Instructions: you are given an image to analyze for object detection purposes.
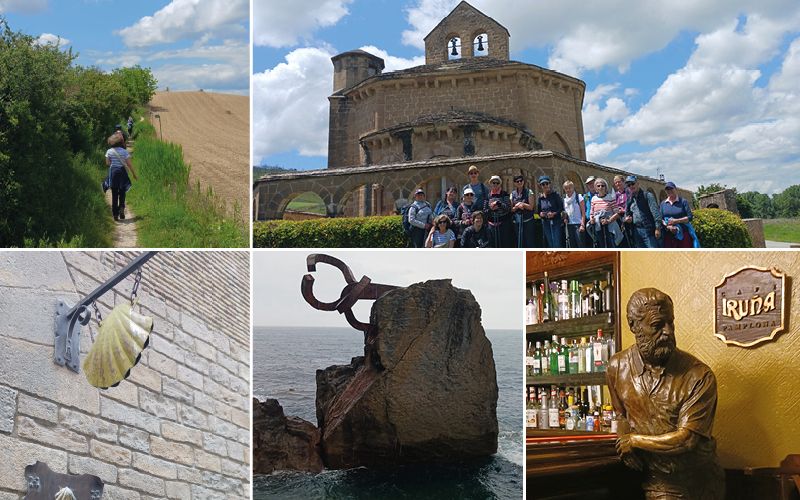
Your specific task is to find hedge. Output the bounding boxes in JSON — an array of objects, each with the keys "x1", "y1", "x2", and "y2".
[
  {"x1": 253, "y1": 209, "x2": 754, "y2": 248},
  {"x1": 692, "y1": 209, "x2": 753, "y2": 248},
  {"x1": 253, "y1": 215, "x2": 409, "y2": 248}
]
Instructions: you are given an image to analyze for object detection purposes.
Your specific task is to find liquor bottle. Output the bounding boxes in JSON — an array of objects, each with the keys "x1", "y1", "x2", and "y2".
[
  {"x1": 558, "y1": 390, "x2": 568, "y2": 430},
  {"x1": 586, "y1": 408, "x2": 595, "y2": 432},
  {"x1": 532, "y1": 341, "x2": 542, "y2": 376},
  {"x1": 550, "y1": 335, "x2": 560, "y2": 375},
  {"x1": 568, "y1": 339, "x2": 579, "y2": 373},
  {"x1": 526, "y1": 388, "x2": 535, "y2": 427},
  {"x1": 543, "y1": 272, "x2": 556, "y2": 322},
  {"x1": 525, "y1": 342, "x2": 533, "y2": 377},
  {"x1": 582, "y1": 388, "x2": 591, "y2": 419},
  {"x1": 602, "y1": 271, "x2": 614, "y2": 313},
  {"x1": 610, "y1": 407, "x2": 618, "y2": 434},
  {"x1": 539, "y1": 390, "x2": 550, "y2": 429},
  {"x1": 603, "y1": 399, "x2": 613, "y2": 432},
  {"x1": 594, "y1": 404, "x2": 602, "y2": 433},
  {"x1": 565, "y1": 394, "x2": 577, "y2": 431},
  {"x1": 538, "y1": 283, "x2": 545, "y2": 322},
  {"x1": 584, "y1": 335, "x2": 594, "y2": 373},
  {"x1": 593, "y1": 330, "x2": 608, "y2": 373},
  {"x1": 578, "y1": 336, "x2": 587, "y2": 373},
  {"x1": 606, "y1": 331, "x2": 616, "y2": 359},
  {"x1": 526, "y1": 299, "x2": 537, "y2": 325},
  {"x1": 570, "y1": 280, "x2": 582, "y2": 319},
  {"x1": 542, "y1": 340, "x2": 551, "y2": 374},
  {"x1": 590, "y1": 280, "x2": 603, "y2": 315},
  {"x1": 548, "y1": 387, "x2": 560, "y2": 429},
  {"x1": 581, "y1": 285, "x2": 590, "y2": 316},
  {"x1": 557, "y1": 280, "x2": 570, "y2": 321},
  {"x1": 558, "y1": 337, "x2": 569, "y2": 375}
]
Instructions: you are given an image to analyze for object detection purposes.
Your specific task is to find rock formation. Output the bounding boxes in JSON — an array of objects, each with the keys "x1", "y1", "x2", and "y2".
[
  {"x1": 317, "y1": 279, "x2": 498, "y2": 469},
  {"x1": 252, "y1": 398, "x2": 323, "y2": 474}
]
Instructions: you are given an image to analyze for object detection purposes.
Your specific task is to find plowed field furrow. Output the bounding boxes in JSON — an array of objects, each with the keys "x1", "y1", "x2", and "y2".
[{"x1": 148, "y1": 91, "x2": 249, "y2": 220}]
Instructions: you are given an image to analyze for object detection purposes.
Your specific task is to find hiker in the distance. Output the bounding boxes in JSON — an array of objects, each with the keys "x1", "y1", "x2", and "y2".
[
  {"x1": 105, "y1": 133, "x2": 138, "y2": 221},
  {"x1": 127, "y1": 116, "x2": 134, "y2": 138},
  {"x1": 115, "y1": 124, "x2": 128, "y2": 144}
]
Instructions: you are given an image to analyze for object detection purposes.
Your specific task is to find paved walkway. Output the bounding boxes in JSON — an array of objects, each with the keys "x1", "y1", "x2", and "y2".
[{"x1": 765, "y1": 240, "x2": 799, "y2": 248}]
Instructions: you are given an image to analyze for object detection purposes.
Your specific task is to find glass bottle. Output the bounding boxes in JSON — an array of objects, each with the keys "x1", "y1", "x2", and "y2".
[
  {"x1": 581, "y1": 285, "x2": 590, "y2": 316},
  {"x1": 525, "y1": 342, "x2": 533, "y2": 377},
  {"x1": 532, "y1": 341, "x2": 542, "y2": 376},
  {"x1": 602, "y1": 271, "x2": 614, "y2": 313},
  {"x1": 593, "y1": 330, "x2": 608, "y2": 373},
  {"x1": 590, "y1": 279, "x2": 603, "y2": 315},
  {"x1": 557, "y1": 280, "x2": 570, "y2": 321},
  {"x1": 539, "y1": 390, "x2": 550, "y2": 429},
  {"x1": 568, "y1": 339, "x2": 579, "y2": 374},
  {"x1": 578, "y1": 336, "x2": 587, "y2": 373},
  {"x1": 584, "y1": 335, "x2": 594, "y2": 373},
  {"x1": 550, "y1": 335, "x2": 560, "y2": 375},
  {"x1": 542, "y1": 340, "x2": 551, "y2": 375},
  {"x1": 558, "y1": 390, "x2": 568, "y2": 430},
  {"x1": 548, "y1": 387, "x2": 560, "y2": 429},
  {"x1": 526, "y1": 299, "x2": 537, "y2": 325},
  {"x1": 558, "y1": 337, "x2": 569, "y2": 375},
  {"x1": 570, "y1": 280, "x2": 582, "y2": 319},
  {"x1": 543, "y1": 273, "x2": 556, "y2": 322}
]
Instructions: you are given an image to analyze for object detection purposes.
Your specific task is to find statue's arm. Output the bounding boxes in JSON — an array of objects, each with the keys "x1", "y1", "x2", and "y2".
[{"x1": 627, "y1": 427, "x2": 701, "y2": 455}]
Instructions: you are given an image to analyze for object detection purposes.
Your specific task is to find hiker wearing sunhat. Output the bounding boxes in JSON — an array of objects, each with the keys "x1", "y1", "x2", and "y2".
[
  {"x1": 407, "y1": 188, "x2": 433, "y2": 248},
  {"x1": 624, "y1": 175, "x2": 663, "y2": 248},
  {"x1": 484, "y1": 175, "x2": 512, "y2": 248},
  {"x1": 537, "y1": 175, "x2": 564, "y2": 248},
  {"x1": 463, "y1": 165, "x2": 489, "y2": 210},
  {"x1": 660, "y1": 181, "x2": 700, "y2": 248},
  {"x1": 114, "y1": 124, "x2": 128, "y2": 145}
]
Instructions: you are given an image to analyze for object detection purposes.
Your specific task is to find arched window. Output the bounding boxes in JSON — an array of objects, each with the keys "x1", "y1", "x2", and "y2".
[
  {"x1": 473, "y1": 33, "x2": 488, "y2": 57},
  {"x1": 448, "y1": 37, "x2": 462, "y2": 60}
]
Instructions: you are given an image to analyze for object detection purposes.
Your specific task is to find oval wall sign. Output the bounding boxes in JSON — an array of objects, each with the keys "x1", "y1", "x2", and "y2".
[{"x1": 714, "y1": 266, "x2": 786, "y2": 347}]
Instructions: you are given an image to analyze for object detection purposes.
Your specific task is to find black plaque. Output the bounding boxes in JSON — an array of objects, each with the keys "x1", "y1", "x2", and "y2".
[{"x1": 714, "y1": 266, "x2": 786, "y2": 347}]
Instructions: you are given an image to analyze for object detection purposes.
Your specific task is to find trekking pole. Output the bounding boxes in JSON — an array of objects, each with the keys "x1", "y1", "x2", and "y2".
[
  {"x1": 564, "y1": 221, "x2": 571, "y2": 248},
  {"x1": 601, "y1": 222, "x2": 609, "y2": 248},
  {"x1": 548, "y1": 218, "x2": 554, "y2": 248}
]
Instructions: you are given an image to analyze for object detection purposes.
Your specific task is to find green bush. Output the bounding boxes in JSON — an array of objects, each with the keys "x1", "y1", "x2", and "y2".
[
  {"x1": 692, "y1": 209, "x2": 753, "y2": 248},
  {"x1": 253, "y1": 216, "x2": 409, "y2": 248}
]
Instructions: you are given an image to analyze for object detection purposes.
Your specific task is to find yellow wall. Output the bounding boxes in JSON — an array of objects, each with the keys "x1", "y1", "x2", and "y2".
[{"x1": 620, "y1": 250, "x2": 800, "y2": 470}]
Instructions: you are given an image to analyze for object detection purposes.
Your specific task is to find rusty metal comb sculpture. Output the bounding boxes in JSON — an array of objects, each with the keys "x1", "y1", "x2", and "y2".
[{"x1": 301, "y1": 254, "x2": 398, "y2": 367}]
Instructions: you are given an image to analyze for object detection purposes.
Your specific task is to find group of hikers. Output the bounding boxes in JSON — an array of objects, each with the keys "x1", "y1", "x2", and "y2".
[
  {"x1": 102, "y1": 117, "x2": 138, "y2": 221},
  {"x1": 406, "y1": 165, "x2": 700, "y2": 248}
]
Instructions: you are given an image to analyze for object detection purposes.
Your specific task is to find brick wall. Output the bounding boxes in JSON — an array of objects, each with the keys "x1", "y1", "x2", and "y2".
[{"x1": 0, "y1": 251, "x2": 250, "y2": 500}]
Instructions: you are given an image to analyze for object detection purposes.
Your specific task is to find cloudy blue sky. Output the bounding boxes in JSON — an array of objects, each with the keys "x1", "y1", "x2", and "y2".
[
  {"x1": 1, "y1": 0, "x2": 249, "y2": 95},
  {"x1": 253, "y1": 0, "x2": 800, "y2": 195}
]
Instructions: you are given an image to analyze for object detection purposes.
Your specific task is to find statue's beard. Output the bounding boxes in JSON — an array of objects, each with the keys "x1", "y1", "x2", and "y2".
[{"x1": 637, "y1": 333, "x2": 676, "y2": 366}]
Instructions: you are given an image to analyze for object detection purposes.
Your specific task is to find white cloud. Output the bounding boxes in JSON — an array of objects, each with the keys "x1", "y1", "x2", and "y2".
[
  {"x1": 0, "y1": 0, "x2": 48, "y2": 15},
  {"x1": 94, "y1": 53, "x2": 143, "y2": 68},
  {"x1": 586, "y1": 141, "x2": 619, "y2": 162},
  {"x1": 148, "y1": 39, "x2": 248, "y2": 68},
  {"x1": 252, "y1": 46, "x2": 335, "y2": 163},
  {"x1": 253, "y1": 0, "x2": 354, "y2": 48},
  {"x1": 35, "y1": 33, "x2": 69, "y2": 47},
  {"x1": 116, "y1": 0, "x2": 248, "y2": 48},
  {"x1": 400, "y1": 0, "x2": 800, "y2": 76},
  {"x1": 582, "y1": 84, "x2": 631, "y2": 141},
  {"x1": 356, "y1": 45, "x2": 425, "y2": 72},
  {"x1": 607, "y1": 65, "x2": 761, "y2": 145},
  {"x1": 153, "y1": 62, "x2": 249, "y2": 93}
]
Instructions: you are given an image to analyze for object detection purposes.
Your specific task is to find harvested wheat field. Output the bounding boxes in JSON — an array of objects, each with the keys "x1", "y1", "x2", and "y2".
[{"x1": 148, "y1": 91, "x2": 249, "y2": 220}]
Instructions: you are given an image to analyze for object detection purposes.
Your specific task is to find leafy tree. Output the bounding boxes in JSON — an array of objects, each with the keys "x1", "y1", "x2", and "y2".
[
  {"x1": 112, "y1": 65, "x2": 158, "y2": 106},
  {"x1": 738, "y1": 191, "x2": 775, "y2": 219},
  {"x1": 693, "y1": 183, "x2": 729, "y2": 208},
  {"x1": 736, "y1": 196, "x2": 754, "y2": 219},
  {"x1": 773, "y1": 185, "x2": 800, "y2": 218}
]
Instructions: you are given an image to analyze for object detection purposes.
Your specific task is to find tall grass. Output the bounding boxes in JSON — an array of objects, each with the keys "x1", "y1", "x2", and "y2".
[
  {"x1": 762, "y1": 218, "x2": 800, "y2": 243},
  {"x1": 125, "y1": 113, "x2": 247, "y2": 247}
]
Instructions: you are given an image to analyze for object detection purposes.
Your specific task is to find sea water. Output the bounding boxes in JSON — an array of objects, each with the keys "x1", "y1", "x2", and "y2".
[{"x1": 253, "y1": 326, "x2": 523, "y2": 499}]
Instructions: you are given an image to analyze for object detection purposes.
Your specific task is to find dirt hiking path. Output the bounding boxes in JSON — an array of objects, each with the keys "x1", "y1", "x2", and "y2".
[
  {"x1": 148, "y1": 91, "x2": 249, "y2": 221},
  {"x1": 105, "y1": 138, "x2": 139, "y2": 248}
]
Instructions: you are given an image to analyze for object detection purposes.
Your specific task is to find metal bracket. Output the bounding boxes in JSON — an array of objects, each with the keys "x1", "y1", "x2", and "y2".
[{"x1": 54, "y1": 251, "x2": 158, "y2": 373}]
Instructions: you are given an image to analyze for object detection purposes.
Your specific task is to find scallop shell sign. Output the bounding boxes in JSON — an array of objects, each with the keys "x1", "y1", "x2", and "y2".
[{"x1": 714, "y1": 266, "x2": 786, "y2": 347}]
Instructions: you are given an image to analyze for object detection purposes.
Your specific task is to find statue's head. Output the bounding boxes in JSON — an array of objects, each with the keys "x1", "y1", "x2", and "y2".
[{"x1": 626, "y1": 288, "x2": 677, "y2": 366}]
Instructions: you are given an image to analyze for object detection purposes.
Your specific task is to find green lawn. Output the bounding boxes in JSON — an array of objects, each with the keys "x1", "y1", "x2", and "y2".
[
  {"x1": 762, "y1": 218, "x2": 800, "y2": 243},
  {"x1": 286, "y1": 191, "x2": 326, "y2": 215}
]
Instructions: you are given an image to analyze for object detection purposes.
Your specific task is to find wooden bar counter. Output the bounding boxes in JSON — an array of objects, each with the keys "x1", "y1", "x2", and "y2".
[{"x1": 525, "y1": 428, "x2": 645, "y2": 499}]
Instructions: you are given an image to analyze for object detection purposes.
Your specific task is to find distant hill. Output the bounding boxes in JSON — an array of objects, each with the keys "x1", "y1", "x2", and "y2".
[{"x1": 253, "y1": 165, "x2": 299, "y2": 178}]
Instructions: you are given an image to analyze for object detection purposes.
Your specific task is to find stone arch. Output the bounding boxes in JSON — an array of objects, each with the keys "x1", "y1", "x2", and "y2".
[
  {"x1": 418, "y1": 143, "x2": 457, "y2": 160},
  {"x1": 446, "y1": 32, "x2": 462, "y2": 60},
  {"x1": 341, "y1": 182, "x2": 397, "y2": 217},
  {"x1": 646, "y1": 187, "x2": 657, "y2": 199},
  {"x1": 544, "y1": 131, "x2": 572, "y2": 156},
  {"x1": 410, "y1": 174, "x2": 461, "y2": 208},
  {"x1": 659, "y1": 189, "x2": 667, "y2": 203},
  {"x1": 472, "y1": 30, "x2": 489, "y2": 57},
  {"x1": 375, "y1": 150, "x2": 403, "y2": 165},
  {"x1": 282, "y1": 190, "x2": 326, "y2": 221}
]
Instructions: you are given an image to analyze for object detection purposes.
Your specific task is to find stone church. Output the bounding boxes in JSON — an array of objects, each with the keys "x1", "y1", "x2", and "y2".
[{"x1": 253, "y1": 1, "x2": 676, "y2": 221}]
